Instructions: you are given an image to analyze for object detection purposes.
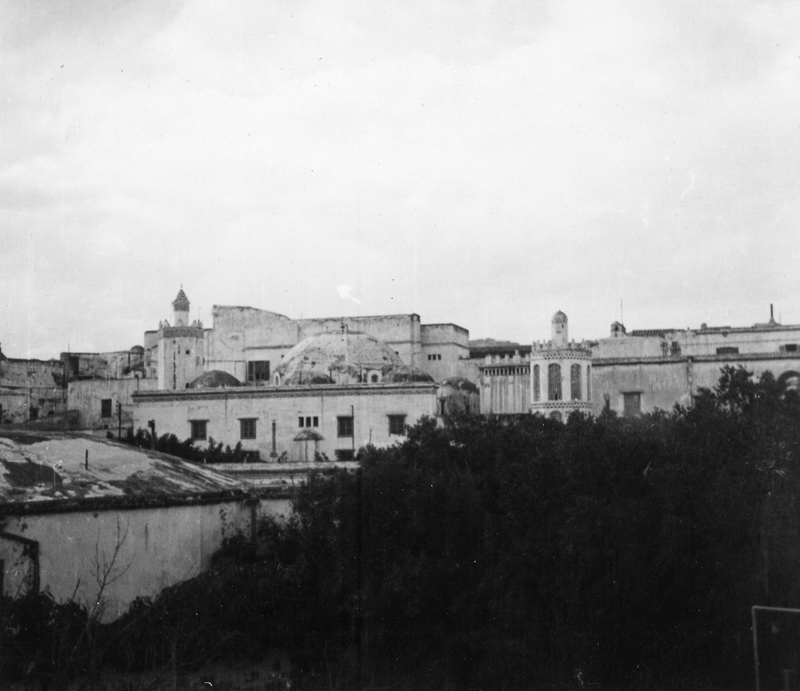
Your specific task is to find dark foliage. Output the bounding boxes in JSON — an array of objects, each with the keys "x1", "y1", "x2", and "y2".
[{"x1": 122, "y1": 427, "x2": 257, "y2": 463}]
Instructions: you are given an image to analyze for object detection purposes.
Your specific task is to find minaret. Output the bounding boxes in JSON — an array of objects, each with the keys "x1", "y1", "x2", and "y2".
[
  {"x1": 551, "y1": 310, "x2": 568, "y2": 347},
  {"x1": 172, "y1": 287, "x2": 190, "y2": 327}
]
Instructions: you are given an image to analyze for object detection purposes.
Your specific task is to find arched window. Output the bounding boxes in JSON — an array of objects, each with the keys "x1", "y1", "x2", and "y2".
[
  {"x1": 550, "y1": 410, "x2": 562, "y2": 422},
  {"x1": 548, "y1": 364, "x2": 562, "y2": 401},
  {"x1": 533, "y1": 365, "x2": 540, "y2": 402},
  {"x1": 587, "y1": 365, "x2": 591, "y2": 400},
  {"x1": 571, "y1": 364, "x2": 582, "y2": 400}
]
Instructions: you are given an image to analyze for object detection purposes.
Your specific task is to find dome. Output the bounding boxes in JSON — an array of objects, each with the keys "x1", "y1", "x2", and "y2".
[
  {"x1": 552, "y1": 310, "x2": 568, "y2": 324},
  {"x1": 188, "y1": 370, "x2": 243, "y2": 389},
  {"x1": 130, "y1": 345, "x2": 145, "y2": 355},
  {"x1": 275, "y1": 332, "x2": 403, "y2": 386}
]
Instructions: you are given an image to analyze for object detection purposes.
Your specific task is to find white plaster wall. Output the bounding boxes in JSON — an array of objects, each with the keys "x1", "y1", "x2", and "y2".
[
  {"x1": 0, "y1": 497, "x2": 292, "y2": 621},
  {"x1": 134, "y1": 387, "x2": 438, "y2": 461}
]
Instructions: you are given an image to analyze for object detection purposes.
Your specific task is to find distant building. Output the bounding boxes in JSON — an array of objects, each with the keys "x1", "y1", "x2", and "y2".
[
  {"x1": 0, "y1": 345, "x2": 66, "y2": 425},
  {"x1": 479, "y1": 307, "x2": 800, "y2": 419},
  {"x1": 143, "y1": 288, "x2": 470, "y2": 391},
  {"x1": 592, "y1": 306, "x2": 800, "y2": 416},
  {"x1": 479, "y1": 311, "x2": 592, "y2": 420},
  {"x1": 134, "y1": 328, "x2": 474, "y2": 461}
]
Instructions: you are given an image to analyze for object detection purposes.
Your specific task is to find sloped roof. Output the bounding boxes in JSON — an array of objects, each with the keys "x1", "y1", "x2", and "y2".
[
  {"x1": 0, "y1": 432, "x2": 247, "y2": 513},
  {"x1": 172, "y1": 288, "x2": 190, "y2": 309}
]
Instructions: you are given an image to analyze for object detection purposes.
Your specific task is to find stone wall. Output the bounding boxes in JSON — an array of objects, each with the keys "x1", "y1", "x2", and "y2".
[
  {"x1": 68, "y1": 378, "x2": 159, "y2": 430},
  {"x1": 0, "y1": 496, "x2": 292, "y2": 621}
]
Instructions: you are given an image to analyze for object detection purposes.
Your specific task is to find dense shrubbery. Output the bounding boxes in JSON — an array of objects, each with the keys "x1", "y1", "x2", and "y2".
[
  {"x1": 5, "y1": 366, "x2": 800, "y2": 690},
  {"x1": 122, "y1": 428, "x2": 257, "y2": 463}
]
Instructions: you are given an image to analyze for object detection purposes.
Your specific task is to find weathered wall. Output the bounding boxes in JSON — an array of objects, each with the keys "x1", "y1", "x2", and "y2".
[
  {"x1": 592, "y1": 354, "x2": 800, "y2": 415},
  {"x1": 68, "y1": 378, "x2": 159, "y2": 430},
  {"x1": 420, "y1": 324, "x2": 470, "y2": 381},
  {"x1": 592, "y1": 360, "x2": 691, "y2": 415},
  {"x1": 480, "y1": 367, "x2": 531, "y2": 415},
  {"x1": 206, "y1": 307, "x2": 299, "y2": 383},
  {"x1": 62, "y1": 351, "x2": 145, "y2": 381},
  {"x1": 0, "y1": 358, "x2": 66, "y2": 423},
  {"x1": 0, "y1": 496, "x2": 292, "y2": 621},
  {"x1": 134, "y1": 385, "x2": 438, "y2": 461},
  {"x1": 157, "y1": 328, "x2": 206, "y2": 391}
]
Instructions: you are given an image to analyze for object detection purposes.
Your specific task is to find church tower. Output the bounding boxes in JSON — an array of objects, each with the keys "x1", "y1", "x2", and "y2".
[{"x1": 173, "y1": 288, "x2": 190, "y2": 327}]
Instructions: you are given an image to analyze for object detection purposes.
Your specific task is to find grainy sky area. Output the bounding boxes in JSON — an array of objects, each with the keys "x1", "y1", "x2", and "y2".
[{"x1": 2, "y1": 0, "x2": 799, "y2": 359}]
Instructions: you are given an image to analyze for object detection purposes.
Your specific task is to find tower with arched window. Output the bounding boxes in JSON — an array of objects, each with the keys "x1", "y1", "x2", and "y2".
[{"x1": 529, "y1": 311, "x2": 592, "y2": 421}]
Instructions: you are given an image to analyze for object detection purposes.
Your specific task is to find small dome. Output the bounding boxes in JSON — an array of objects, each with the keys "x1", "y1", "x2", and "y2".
[
  {"x1": 275, "y1": 332, "x2": 403, "y2": 386},
  {"x1": 188, "y1": 370, "x2": 242, "y2": 389},
  {"x1": 130, "y1": 345, "x2": 145, "y2": 355},
  {"x1": 552, "y1": 310, "x2": 568, "y2": 324}
]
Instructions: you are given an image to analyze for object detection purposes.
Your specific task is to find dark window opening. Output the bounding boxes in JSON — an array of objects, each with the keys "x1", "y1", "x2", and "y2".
[
  {"x1": 29, "y1": 407, "x2": 39, "y2": 421},
  {"x1": 623, "y1": 392, "x2": 641, "y2": 417},
  {"x1": 247, "y1": 360, "x2": 271, "y2": 383},
  {"x1": 336, "y1": 449, "x2": 355, "y2": 461},
  {"x1": 240, "y1": 418, "x2": 257, "y2": 440},
  {"x1": 670, "y1": 341, "x2": 681, "y2": 356},
  {"x1": 716, "y1": 347, "x2": 739, "y2": 355},
  {"x1": 370, "y1": 374, "x2": 379, "y2": 383},
  {"x1": 781, "y1": 344, "x2": 798, "y2": 353},
  {"x1": 570, "y1": 364, "x2": 582, "y2": 401},
  {"x1": 337, "y1": 416, "x2": 353, "y2": 438},
  {"x1": 533, "y1": 365, "x2": 540, "y2": 402},
  {"x1": 548, "y1": 364, "x2": 562, "y2": 401},
  {"x1": 101, "y1": 399, "x2": 113, "y2": 418},
  {"x1": 549, "y1": 411, "x2": 562, "y2": 422},
  {"x1": 299, "y1": 416, "x2": 319, "y2": 428},
  {"x1": 190, "y1": 420, "x2": 207, "y2": 440},
  {"x1": 388, "y1": 414, "x2": 406, "y2": 435}
]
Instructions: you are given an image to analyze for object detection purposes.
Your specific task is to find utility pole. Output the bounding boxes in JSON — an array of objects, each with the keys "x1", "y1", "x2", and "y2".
[{"x1": 117, "y1": 402, "x2": 122, "y2": 439}]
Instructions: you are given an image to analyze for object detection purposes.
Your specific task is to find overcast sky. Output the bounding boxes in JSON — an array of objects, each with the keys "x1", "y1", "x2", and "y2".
[{"x1": 2, "y1": 0, "x2": 799, "y2": 359}]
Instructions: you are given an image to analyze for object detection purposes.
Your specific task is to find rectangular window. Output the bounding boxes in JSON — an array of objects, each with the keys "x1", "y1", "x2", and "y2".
[
  {"x1": 336, "y1": 449, "x2": 355, "y2": 461},
  {"x1": 388, "y1": 414, "x2": 406, "y2": 435},
  {"x1": 716, "y1": 347, "x2": 739, "y2": 355},
  {"x1": 427, "y1": 354, "x2": 442, "y2": 361},
  {"x1": 247, "y1": 360, "x2": 271, "y2": 383},
  {"x1": 299, "y1": 416, "x2": 320, "y2": 428},
  {"x1": 29, "y1": 407, "x2": 39, "y2": 421},
  {"x1": 781, "y1": 344, "x2": 798, "y2": 353},
  {"x1": 101, "y1": 398, "x2": 113, "y2": 418},
  {"x1": 623, "y1": 392, "x2": 641, "y2": 417},
  {"x1": 298, "y1": 416, "x2": 304, "y2": 427},
  {"x1": 240, "y1": 418, "x2": 257, "y2": 440},
  {"x1": 190, "y1": 420, "x2": 207, "y2": 441},
  {"x1": 337, "y1": 416, "x2": 354, "y2": 438}
]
